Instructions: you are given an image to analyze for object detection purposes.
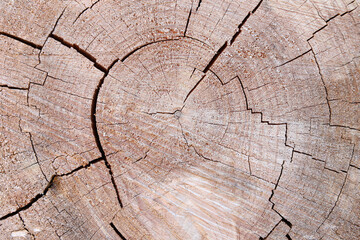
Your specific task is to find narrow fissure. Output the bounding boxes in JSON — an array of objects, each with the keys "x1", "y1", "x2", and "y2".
[
  {"x1": 91, "y1": 58, "x2": 124, "y2": 208},
  {"x1": 184, "y1": 0, "x2": 265, "y2": 103},
  {"x1": 259, "y1": 219, "x2": 281, "y2": 240},
  {"x1": 275, "y1": 49, "x2": 311, "y2": 68},
  {"x1": 73, "y1": 0, "x2": 102, "y2": 24},
  {"x1": 0, "y1": 157, "x2": 103, "y2": 221},
  {"x1": 196, "y1": 0, "x2": 202, "y2": 11},
  {"x1": 0, "y1": 32, "x2": 42, "y2": 50},
  {"x1": 42, "y1": 32, "x2": 125, "y2": 209},
  {"x1": 203, "y1": 42, "x2": 227, "y2": 73},
  {"x1": 316, "y1": 145, "x2": 354, "y2": 232},
  {"x1": 50, "y1": 34, "x2": 107, "y2": 72},
  {"x1": 110, "y1": 222, "x2": 127, "y2": 240},
  {"x1": 29, "y1": 132, "x2": 48, "y2": 182},
  {"x1": 18, "y1": 213, "x2": 35, "y2": 239},
  {"x1": 0, "y1": 85, "x2": 28, "y2": 91},
  {"x1": 231, "y1": 0, "x2": 263, "y2": 45},
  {"x1": 121, "y1": 39, "x2": 178, "y2": 62},
  {"x1": 184, "y1": 8, "x2": 192, "y2": 36},
  {"x1": 236, "y1": 75, "x2": 294, "y2": 236},
  {"x1": 308, "y1": 46, "x2": 332, "y2": 125},
  {"x1": 183, "y1": 75, "x2": 205, "y2": 103}
]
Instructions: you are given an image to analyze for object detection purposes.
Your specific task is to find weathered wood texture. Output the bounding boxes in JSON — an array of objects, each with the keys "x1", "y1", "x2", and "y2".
[{"x1": 0, "y1": 0, "x2": 359, "y2": 239}]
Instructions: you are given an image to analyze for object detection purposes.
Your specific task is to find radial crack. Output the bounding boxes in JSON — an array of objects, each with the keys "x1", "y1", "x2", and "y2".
[
  {"x1": 184, "y1": 0, "x2": 265, "y2": 102},
  {"x1": 308, "y1": 45, "x2": 332, "y2": 125},
  {"x1": 29, "y1": 132, "x2": 48, "y2": 182},
  {"x1": 230, "y1": 0, "x2": 264, "y2": 45},
  {"x1": 183, "y1": 75, "x2": 205, "y2": 103},
  {"x1": 316, "y1": 145, "x2": 355, "y2": 232},
  {"x1": 0, "y1": 85, "x2": 28, "y2": 91},
  {"x1": 36, "y1": 8, "x2": 66, "y2": 67},
  {"x1": 0, "y1": 157, "x2": 103, "y2": 221},
  {"x1": 0, "y1": 32, "x2": 42, "y2": 50},
  {"x1": 203, "y1": 42, "x2": 228, "y2": 73},
  {"x1": 50, "y1": 34, "x2": 107, "y2": 72},
  {"x1": 235, "y1": 75, "x2": 293, "y2": 233},
  {"x1": 73, "y1": 0, "x2": 102, "y2": 24},
  {"x1": 184, "y1": 7, "x2": 192, "y2": 36},
  {"x1": 196, "y1": 0, "x2": 202, "y2": 11},
  {"x1": 110, "y1": 222, "x2": 127, "y2": 240},
  {"x1": 41, "y1": 32, "x2": 125, "y2": 209},
  {"x1": 18, "y1": 213, "x2": 35, "y2": 240},
  {"x1": 275, "y1": 49, "x2": 311, "y2": 68},
  {"x1": 133, "y1": 150, "x2": 150, "y2": 163},
  {"x1": 259, "y1": 218, "x2": 291, "y2": 240}
]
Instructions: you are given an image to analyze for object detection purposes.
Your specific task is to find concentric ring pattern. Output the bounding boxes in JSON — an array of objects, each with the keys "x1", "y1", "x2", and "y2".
[{"x1": 0, "y1": 0, "x2": 359, "y2": 239}]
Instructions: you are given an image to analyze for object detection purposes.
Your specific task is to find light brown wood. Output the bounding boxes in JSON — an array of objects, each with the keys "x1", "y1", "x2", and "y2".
[{"x1": 0, "y1": 0, "x2": 359, "y2": 239}]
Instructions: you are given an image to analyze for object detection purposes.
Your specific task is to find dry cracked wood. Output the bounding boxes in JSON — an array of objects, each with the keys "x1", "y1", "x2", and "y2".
[{"x1": 0, "y1": 0, "x2": 359, "y2": 239}]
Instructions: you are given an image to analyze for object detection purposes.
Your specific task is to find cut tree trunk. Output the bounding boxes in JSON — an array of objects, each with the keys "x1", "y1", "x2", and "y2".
[{"x1": 0, "y1": 0, "x2": 359, "y2": 239}]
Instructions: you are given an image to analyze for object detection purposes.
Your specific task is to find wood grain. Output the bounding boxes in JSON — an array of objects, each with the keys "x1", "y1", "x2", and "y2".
[{"x1": 0, "y1": 0, "x2": 359, "y2": 239}]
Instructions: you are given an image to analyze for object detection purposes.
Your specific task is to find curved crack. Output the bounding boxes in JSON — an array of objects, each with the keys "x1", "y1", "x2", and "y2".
[
  {"x1": 42, "y1": 33, "x2": 126, "y2": 209},
  {"x1": 91, "y1": 58, "x2": 123, "y2": 208},
  {"x1": 3, "y1": 1, "x2": 356, "y2": 237},
  {"x1": 120, "y1": 36, "x2": 210, "y2": 62}
]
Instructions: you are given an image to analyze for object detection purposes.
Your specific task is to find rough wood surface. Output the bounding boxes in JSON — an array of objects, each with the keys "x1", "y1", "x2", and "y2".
[{"x1": 0, "y1": 0, "x2": 359, "y2": 239}]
